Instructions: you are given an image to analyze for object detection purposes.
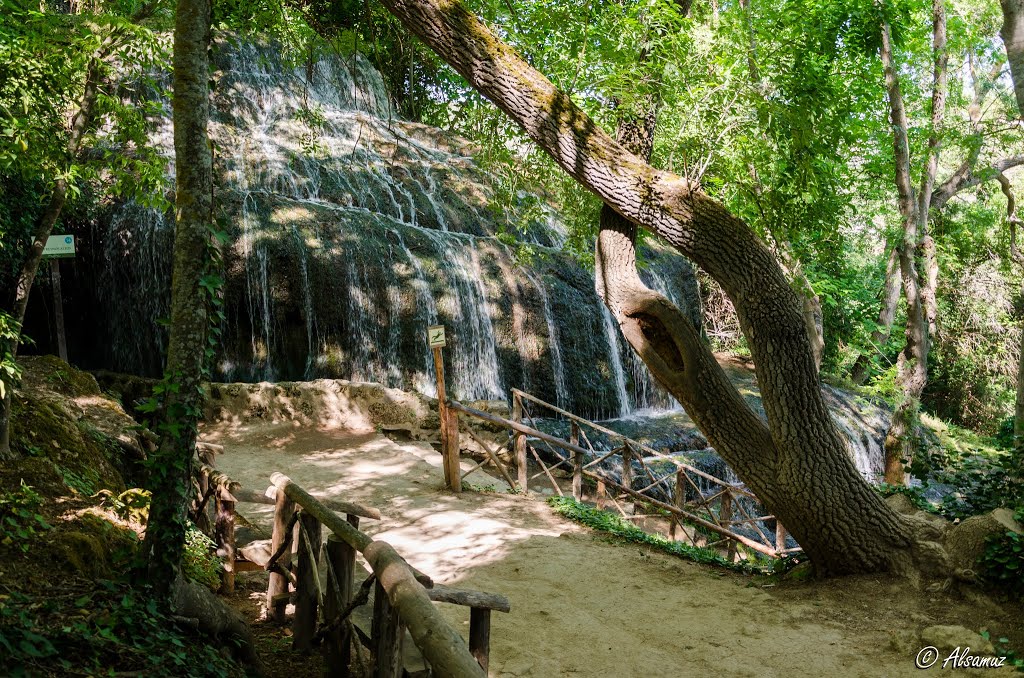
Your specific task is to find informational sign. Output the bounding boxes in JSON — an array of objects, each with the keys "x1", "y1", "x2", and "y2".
[
  {"x1": 427, "y1": 324, "x2": 446, "y2": 348},
  {"x1": 42, "y1": 235, "x2": 76, "y2": 258}
]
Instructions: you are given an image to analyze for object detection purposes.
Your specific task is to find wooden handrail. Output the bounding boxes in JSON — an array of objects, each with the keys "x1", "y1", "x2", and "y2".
[
  {"x1": 449, "y1": 400, "x2": 591, "y2": 458},
  {"x1": 454, "y1": 395, "x2": 783, "y2": 557},
  {"x1": 200, "y1": 464, "x2": 381, "y2": 520},
  {"x1": 270, "y1": 473, "x2": 486, "y2": 678},
  {"x1": 510, "y1": 389, "x2": 751, "y2": 496}
]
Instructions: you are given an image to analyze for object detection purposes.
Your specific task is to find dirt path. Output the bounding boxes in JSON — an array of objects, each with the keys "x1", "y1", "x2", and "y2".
[{"x1": 206, "y1": 424, "x2": 1020, "y2": 677}]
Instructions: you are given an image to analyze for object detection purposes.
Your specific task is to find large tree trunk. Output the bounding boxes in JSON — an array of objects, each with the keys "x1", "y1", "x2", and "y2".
[
  {"x1": 141, "y1": 0, "x2": 214, "y2": 600},
  {"x1": 374, "y1": 0, "x2": 939, "y2": 575}
]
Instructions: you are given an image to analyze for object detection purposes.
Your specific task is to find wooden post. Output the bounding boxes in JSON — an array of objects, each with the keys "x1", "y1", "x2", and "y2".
[
  {"x1": 372, "y1": 578, "x2": 404, "y2": 678},
  {"x1": 50, "y1": 259, "x2": 68, "y2": 362},
  {"x1": 670, "y1": 468, "x2": 684, "y2": 540},
  {"x1": 445, "y1": 407, "x2": 462, "y2": 491},
  {"x1": 325, "y1": 515, "x2": 359, "y2": 677},
  {"x1": 294, "y1": 512, "x2": 322, "y2": 652},
  {"x1": 721, "y1": 491, "x2": 736, "y2": 562},
  {"x1": 267, "y1": 488, "x2": 296, "y2": 624},
  {"x1": 433, "y1": 340, "x2": 460, "y2": 494},
  {"x1": 570, "y1": 421, "x2": 582, "y2": 501},
  {"x1": 468, "y1": 608, "x2": 491, "y2": 673},
  {"x1": 214, "y1": 487, "x2": 236, "y2": 594},
  {"x1": 775, "y1": 520, "x2": 787, "y2": 555},
  {"x1": 512, "y1": 393, "x2": 527, "y2": 492},
  {"x1": 596, "y1": 478, "x2": 606, "y2": 509},
  {"x1": 621, "y1": 443, "x2": 634, "y2": 515},
  {"x1": 196, "y1": 467, "x2": 211, "y2": 534}
]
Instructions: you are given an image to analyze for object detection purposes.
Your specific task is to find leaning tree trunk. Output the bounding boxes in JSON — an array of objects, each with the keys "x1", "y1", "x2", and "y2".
[
  {"x1": 373, "y1": 0, "x2": 944, "y2": 575},
  {"x1": 141, "y1": 0, "x2": 214, "y2": 600}
]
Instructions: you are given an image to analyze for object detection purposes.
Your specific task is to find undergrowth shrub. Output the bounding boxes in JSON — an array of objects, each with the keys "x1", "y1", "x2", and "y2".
[
  {"x1": 978, "y1": 507, "x2": 1024, "y2": 601},
  {"x1": 0, "y1": 581, "x2": 238, "y2": 677},
  {"x1": 0, "y1": 482, "x2": 50, "y2": 552},
  {"x1": 183, "y1": 522, "x2": 222, "y2": 591},
  {"x1": 547, "y1": 496, "x2": 781, "y2": 574}
]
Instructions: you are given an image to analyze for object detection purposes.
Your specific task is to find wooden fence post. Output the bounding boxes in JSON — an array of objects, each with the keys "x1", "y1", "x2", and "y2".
[
  {"x1": 468, "y1": 608, "x2": 491, "y2": 673},
  {"x1": 670, "y1": 468, "x2": 684, "y2": 540},
  {"x1": 446, "y1": 408, "x2": 462, "y2": 492},
  {"x1": 596, "y1": 478, "x2": 606, "y2": 509},
  {"x1": 512, "y1": 393, "x2": 527, "y2": 492},
  {"x1": 721, "y1": 491, "x2": 736, "y2": 562},
  {"x1": 214, "y1": 487, "x2": 236, "y2": 594},
  {"x1": 621, "y1": 443, "x2": 634, "y2": 515},
  {"x1": 775, "y1": 520, "x2": 787, "y2": 555},
  {"x1": 372, "y1": 578, "x2": 404, "y2": 678},
  {"x1": 268, "y1": 488, "x2": 296, "y2": 624},
  {"x1": 570, "y1": 421, "x2": 582, "y2": 501},
  {"x1": 294, "y1": 512, "x2": 322, "y2": 652},
  {"x1": 325, "y1": 515, "x2": 359, "y2": 677}
]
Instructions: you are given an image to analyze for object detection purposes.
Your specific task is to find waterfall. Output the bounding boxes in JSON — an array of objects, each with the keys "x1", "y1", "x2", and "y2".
[
  {"x1": 601, "y1": 307, "x2": 631, "y2": 417},
  {"x1": 72, "y1": 37, "x2": 700, "y2": 421},
  {"x1": 526, "y1": 271, "x2": 569, "y2": 409}
]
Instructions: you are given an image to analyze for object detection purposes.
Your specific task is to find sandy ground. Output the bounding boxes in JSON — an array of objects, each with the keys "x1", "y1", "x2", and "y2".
[{"x1": 205, "y1": 423, "x2": 1021, "y2": 677}]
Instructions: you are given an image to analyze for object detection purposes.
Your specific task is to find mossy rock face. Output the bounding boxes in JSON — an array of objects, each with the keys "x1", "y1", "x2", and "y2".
[
  {"x1": 8, "y1": 356, "x2": 151, "y2": 494},
  {"x1": 49, "y1": 513, "x2": 137, "y2": 577},
  {"x1": 20, "y1": 355, "x2": 101, "y2": 398}
]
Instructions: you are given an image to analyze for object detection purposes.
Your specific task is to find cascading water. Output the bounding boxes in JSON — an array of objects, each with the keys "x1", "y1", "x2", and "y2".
[
  {"x1": 32, "y1": 36, "x2": 899, "y2": 497},
  {"x1": 65, "y1": 38, "x2": 700, "y2": 422}
]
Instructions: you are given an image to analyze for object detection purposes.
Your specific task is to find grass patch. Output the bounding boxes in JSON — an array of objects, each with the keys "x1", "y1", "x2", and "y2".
[{"x1": 547, "y1": 496, "x2": 775, "y2": 574}]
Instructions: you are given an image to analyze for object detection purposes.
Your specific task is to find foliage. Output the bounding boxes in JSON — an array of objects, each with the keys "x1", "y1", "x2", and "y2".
[
  {"x1": 183, "y1": 522, "x2": 222, "y2": 591},
  {"x1": 914, "y1": 442, "x2": 1024, "y2": 520},
  {"x1": 0, "y1": 311, "x2": 23, "y2": 400},
  {"x1": 98, "y1": 487, "x2": 152, "y2": 525},
  {"x1": 977, "y1": 507, "x2": 1024, "y2": 601},
  {"x1": 547, "y1": 496, "x2": 773, "y2": 574},
  {"x1": 58, "y1": 465, "x2": 101, "y2": 496},
  {"x1": 874, "y1": 482, "x2": 938, "y2": 513},
  {"x1": 0, "y1": 482, "x2": 50, "y2": 553},
  {"x1": 0, "y1": 582, "x2": 238, "y2": 677}
]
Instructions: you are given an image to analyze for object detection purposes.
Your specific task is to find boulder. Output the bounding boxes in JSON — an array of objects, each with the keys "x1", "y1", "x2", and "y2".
[{"x1": 944, "y1": 508, "x2": 1024, "y2": 573}]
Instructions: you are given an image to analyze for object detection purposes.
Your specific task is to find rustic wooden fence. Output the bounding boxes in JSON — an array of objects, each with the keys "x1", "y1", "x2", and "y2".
[
  {"x1": 443, "y1": 389, "x2": 799, "y2": 560},
  {"x1": 196, "y1": 467, "x2": 509, "y2": 677}
]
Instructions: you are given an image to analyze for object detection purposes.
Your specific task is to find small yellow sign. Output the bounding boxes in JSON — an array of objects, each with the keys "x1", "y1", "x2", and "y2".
[{"x1": 427, "y1": 324, "x2": 446, "y2": 348}]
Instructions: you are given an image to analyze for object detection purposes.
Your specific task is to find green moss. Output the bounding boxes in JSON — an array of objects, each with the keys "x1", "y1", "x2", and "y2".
[
  {"x1": 10, "y1": 375, "x2": 127, "y2": 495},
  {"x1": 50, "y1": 513, "x2": 137, "y2": 577}
]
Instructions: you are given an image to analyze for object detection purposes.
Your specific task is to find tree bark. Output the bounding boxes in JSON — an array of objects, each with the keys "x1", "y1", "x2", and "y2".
[
  {"x1": 1002, "y1": 0, "x2": 1024, "y2": 116},
  {"x1": 998, "y1": 0, "x2": 1024, "y2": 447},
  {"x1": 375, "y1": 0, "x2": 931, "y2": 575},
  {"x1": 141, "y1": 0, "x2": 214, "y2": 600},
  {"x1": 878, "y1": 1, "x2": 946, "y2": 485}
]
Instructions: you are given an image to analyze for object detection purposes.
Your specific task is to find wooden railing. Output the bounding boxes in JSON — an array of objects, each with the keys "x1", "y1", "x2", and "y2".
[
  {"x1": 444, "y1": 389, "x2": 800, "y2": 560},
  {"x1": 196, "y1": 467, "x2": 509, "y2": 676}
]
